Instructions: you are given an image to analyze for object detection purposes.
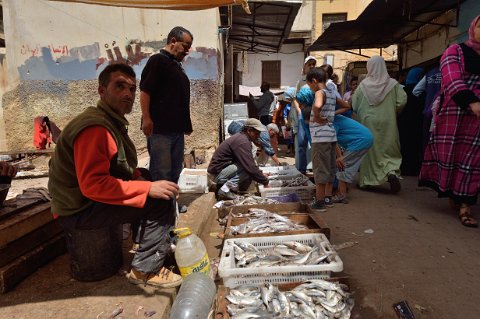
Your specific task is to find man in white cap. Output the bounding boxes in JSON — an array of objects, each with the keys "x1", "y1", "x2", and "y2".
[
  {"x1": 208, "y1": 118, "x2": 270, "y2": 200},
  {"x1": 296, "y1": 55, "x2": 317, "y2": 92}
]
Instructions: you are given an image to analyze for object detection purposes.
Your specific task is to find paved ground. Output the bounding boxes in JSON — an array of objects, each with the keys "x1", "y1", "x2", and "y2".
[
  {"x1": 206, "y1": 148, "x2": 480, "y2": 319},
  {"x1": 0, "y1": 154, "x2": 216, "y2": 319},
  {"x1": 2, "y1": 149, "x2": 480, "y2": 318}
]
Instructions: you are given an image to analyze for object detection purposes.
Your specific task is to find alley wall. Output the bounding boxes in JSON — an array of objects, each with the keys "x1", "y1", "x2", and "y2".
[{"x1": 1, "y1": 0, "x2": 224, "y2": 156}]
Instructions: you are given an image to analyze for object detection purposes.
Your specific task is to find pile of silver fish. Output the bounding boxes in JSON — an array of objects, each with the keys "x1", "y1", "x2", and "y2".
[
  {"x1": 226, "y1": 280, "x2": 354, "y2": 318},
  {"x1": 269, "y1": 175, "x2": 310, "y2": 187},
  {"x1": 229, "y1": 210, "x2": 307, "y2": 235},
  {"x1": 267, "y1": 171, "x2": 302, "y2": 179},
  {"x1": 232, "y1": 240, "x2": 333, "y2": 268},
  {"x1": 231, "y1": 208, "x2": 289, "y2": 218},
  {"x1": 218, "y1": 195, "x2": 280, "y2": 206}
]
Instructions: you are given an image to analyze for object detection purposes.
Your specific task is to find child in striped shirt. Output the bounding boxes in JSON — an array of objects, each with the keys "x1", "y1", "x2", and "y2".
[{"x1": 306, "y1": 67, "x2": 339, "y2": 211}]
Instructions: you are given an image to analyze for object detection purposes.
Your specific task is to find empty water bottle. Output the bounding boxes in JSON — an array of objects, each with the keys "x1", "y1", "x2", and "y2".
[{"x1": 169, "y1": 272, "x2": 216, "y2": 319}]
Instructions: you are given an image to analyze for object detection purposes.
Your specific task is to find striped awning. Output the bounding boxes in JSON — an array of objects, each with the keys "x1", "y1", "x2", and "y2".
[{"x1": 48, "y1": 0, "x2": 250, "y2": 12}]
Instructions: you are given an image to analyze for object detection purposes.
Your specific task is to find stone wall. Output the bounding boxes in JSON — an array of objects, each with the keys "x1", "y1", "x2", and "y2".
[{"x1": 3, "y1": 78, "x2": 223, "y2": 159}]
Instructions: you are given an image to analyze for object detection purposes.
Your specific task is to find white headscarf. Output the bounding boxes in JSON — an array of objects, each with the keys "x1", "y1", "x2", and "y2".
[{"x1": 359, "y1": 56, "x2": 398, "y2": 106}]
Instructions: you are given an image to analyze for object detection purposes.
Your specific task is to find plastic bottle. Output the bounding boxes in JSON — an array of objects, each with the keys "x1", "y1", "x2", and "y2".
[
  {"x1": 169, "y1": 272, "x2": 216, "y2": 319},
  {"x1": 173, "y1": 227, "x2": 211, "y2": 277}
]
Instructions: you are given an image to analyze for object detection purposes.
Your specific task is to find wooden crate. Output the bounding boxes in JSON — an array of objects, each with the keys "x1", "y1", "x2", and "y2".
[
  {"x1": 0, "y1": 219, "x2": 63, "y2": 268},
  {"x1": 224, "y1": 213, "x2": 329, "y2": 239},
  {"x1": 0, "y1": 234, "x2": 66, "y2": 293},
  {"x1": 0, "y1": 202, "x2": 53, "y2": 247},
  {"x1": 215, "y1": 277, "x2": 349, "y2": 319},
  {"x1": 227, "y1": 203, "x2": 330, "y2": 239}
]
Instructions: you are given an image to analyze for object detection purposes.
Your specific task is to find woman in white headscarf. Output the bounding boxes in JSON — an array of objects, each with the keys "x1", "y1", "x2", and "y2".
[{"x1": 352, "y1": 56, "x2": 407, "y2": 193}]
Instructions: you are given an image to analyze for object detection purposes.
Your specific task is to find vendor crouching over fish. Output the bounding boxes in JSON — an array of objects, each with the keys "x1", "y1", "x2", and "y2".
[
  {"x1": 208, "y1": 118, "x2": 270, "y2": 200},
  {"x1": 48, "y1": 64, "x2": 182, "y2": 288}
]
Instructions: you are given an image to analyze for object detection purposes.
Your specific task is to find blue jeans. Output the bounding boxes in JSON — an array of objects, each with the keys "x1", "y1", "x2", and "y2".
[
  {"x1": 214, "y1": 164, "x2": 252, "y2": 192},
  {"x1": 147, "y1": 133, "x2": 184, "y2": 183},
  {"x1": 295, "y1": 115, "x2": 311, "y2": 174}
]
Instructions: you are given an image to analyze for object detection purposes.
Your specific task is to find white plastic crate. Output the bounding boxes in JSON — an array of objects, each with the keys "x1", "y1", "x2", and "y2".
[
  {"x1": 261, "y1": 165, "x2": 303, "y2": 179},
  {"x1": 260, "y1": 165, "x2": 298, "y2": 173},
  {"x1": 178, "y1": 168, "x2": 208, "y2": 194},
  {"x1": 258, "y1": 179, "x2": 315, "y2": 202},
  {"x1": 218, "y1": 233, "x2": 343, "y2": 288},
  {"x1": 224, "y1": 102, "x2": 249, "y2": 120}
]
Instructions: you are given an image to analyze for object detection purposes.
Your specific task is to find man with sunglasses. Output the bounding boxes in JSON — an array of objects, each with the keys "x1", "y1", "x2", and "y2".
[
  {"x1": 140, "y1": 26, "x2": 193, "y2": 212},
  {"x1": 140, "y1": 26, "x2": 193, "y2": 210}
]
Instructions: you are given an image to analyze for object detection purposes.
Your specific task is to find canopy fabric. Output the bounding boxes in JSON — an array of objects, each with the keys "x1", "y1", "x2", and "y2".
[
  {"x1": 48, "y1": 0, "x2": 250, "y2": 12},
  {"x1": 308, "y1": 0, "x2": 462, "y2": 51}
]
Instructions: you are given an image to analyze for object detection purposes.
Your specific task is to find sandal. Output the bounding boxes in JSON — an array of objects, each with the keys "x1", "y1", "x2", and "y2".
[{"x1": 459, "y1": 204, "x2": 478, "y2": 228}]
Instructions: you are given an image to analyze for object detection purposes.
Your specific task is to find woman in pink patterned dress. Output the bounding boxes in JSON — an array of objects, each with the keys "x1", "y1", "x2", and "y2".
[{"x1": 419, "y1": 16, "x2": 480, "y2": 227}]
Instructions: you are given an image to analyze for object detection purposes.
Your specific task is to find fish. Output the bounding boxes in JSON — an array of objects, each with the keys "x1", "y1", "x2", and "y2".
[
  {"x1": 260, "y1": 283, "x2": 273, "y2": 309},
  {"x1": 226, "y1": 295, "x2": 263, "y2": 307},
  {"x1": 299, "y1": 303, "x2": 317, "y2": 318},
  {"x1": 235, "y1": 241, "x2": 259, "y2": 252},
  {"x1": 271, "y1": 298, "x2": 282, "y2": 314},
  {"x1": 229, "y1": 211, "x2": 307, "y2": 235},
  {"x1": 273, "y1": 246, "x2": 300, "y2": 256},
  {"x1": 225, "y1": 280, "x2": 354, "y2": 319},
  {"x1": 292, "y1": 290, "x2": 313, "y2": 304},
  {"x1": 277, "y1": 290, "x2": 291, "y2": 316},
  {"x1": 291, "y1": 247, "x2": 318, "y2": 264},
  {"x1": 283, "y1": 241, "x2": 313, "y2": 254}
]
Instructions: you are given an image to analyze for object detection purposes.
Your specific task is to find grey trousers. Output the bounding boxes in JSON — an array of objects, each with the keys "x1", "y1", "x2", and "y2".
[
  {"x1": 58, "y1": 198, "x2": 174, "y2": 274},
  {"x1": 214, "y1": 163, "x2": 252, "y2": 192}
]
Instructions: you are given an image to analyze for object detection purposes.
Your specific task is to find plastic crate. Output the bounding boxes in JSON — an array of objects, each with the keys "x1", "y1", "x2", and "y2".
[
  {"x1": 218, "y1": 233, "x2": 343, "y2": 288},
  {"x1": 224, "y1": 103, "x2": 249, "y2": 120},
  {"x1": 260, "y1": 165, "x2": 298, "y2": 173},
  {"x1": 268, "y1": 193, "x2": 300, "y2": 203},
  {"x1": 258, "y1": 179, "x2": 315, "y2": 202},
  {"x1": 261, "y1": 166, "x2": 303, "y2": 180},
  {"x1": 178, "y1": 168, "x2": 208, "y2": 194}
]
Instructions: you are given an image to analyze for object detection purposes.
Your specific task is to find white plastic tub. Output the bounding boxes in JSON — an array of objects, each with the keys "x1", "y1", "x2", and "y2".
[
  {"x1": 218, "y1": 233, "x2": 343, "y2": 288},
  {"x1": 178, "y1": 168, "x2": 208, "y2": 194}
]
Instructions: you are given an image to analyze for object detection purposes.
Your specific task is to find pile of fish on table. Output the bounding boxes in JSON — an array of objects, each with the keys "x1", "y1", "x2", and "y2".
[
  {"x1": 216, "y1": 195, "x2": 280, "y2": 207},
  {"x1": 232, "y1": 240, "x2": 332, "y2": 268},
  {"x1": 229, "y1": 208, "x2": 307, "y2": 235},
  {"x1": 268, "y1": 174, "x2": 310, "y2": 187},
  {"x1": 215, "y1": 199, "x2": 281, "y2": 226},
  {"x1": 226, "y1": 280, "x2": 354, "y2": 319}
]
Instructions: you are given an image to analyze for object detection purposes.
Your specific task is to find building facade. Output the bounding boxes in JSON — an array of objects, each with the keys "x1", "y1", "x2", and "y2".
[{"x1": 311, "y1": 0, "x2": 396, "y2": 88}]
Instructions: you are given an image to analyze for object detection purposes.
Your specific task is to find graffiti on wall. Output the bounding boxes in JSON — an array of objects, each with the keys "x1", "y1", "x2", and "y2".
[
  {"x1": 96, "y1": 40, "x2": 154, "y2": 68},
  {"x1": 17, "y1": 40, "x2": 219, "y2": 81}
]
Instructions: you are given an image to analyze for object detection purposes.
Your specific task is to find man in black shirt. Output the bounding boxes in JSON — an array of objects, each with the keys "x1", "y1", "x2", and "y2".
[{"x1": 140, "y1": 26, "x2": 193, "y2": 215}]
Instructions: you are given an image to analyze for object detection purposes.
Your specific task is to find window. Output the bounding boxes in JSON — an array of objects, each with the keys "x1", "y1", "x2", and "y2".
[
  {"x1": 262, "y1": 60, "x2": 281, "y2": 89},
  {"x1": 322, "y1": 13, "x2": 347, "y2": 33},
  {"x1": 324, "y1": 54, "x2": 334, "y2": 67}
]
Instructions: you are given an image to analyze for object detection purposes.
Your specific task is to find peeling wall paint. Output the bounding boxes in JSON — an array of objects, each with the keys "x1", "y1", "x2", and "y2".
[{"x1": 1, "y1": 0, "x2": 224, "y2": 153}]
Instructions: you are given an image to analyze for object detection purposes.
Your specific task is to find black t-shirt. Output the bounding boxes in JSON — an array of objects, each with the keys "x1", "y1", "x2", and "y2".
[{"x1": 140, "y1": 50, "x2": 193, "y2": 134}]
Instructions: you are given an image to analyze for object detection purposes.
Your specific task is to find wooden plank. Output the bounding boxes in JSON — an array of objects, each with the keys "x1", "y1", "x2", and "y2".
[
  {"x1": 0, "y1": 202, "x2": 52, "y2": 247},
  {"x1": 0, "y1": 234, "x2": 66, "y2": 294},
  {"x1": 0, "y1": 220, "x2": 63, "y2": 267},
  {"x1": 0, "y1": 198, "x2": 42, "y2": 222},
  {"x1": 0, "y1": 148, "x2": 54, "y2": 156}
]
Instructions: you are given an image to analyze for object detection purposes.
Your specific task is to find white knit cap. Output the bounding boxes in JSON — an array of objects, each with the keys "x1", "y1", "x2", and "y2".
[{"x1": 304, "y1": 55, "x2": 316, "y2": 65}]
